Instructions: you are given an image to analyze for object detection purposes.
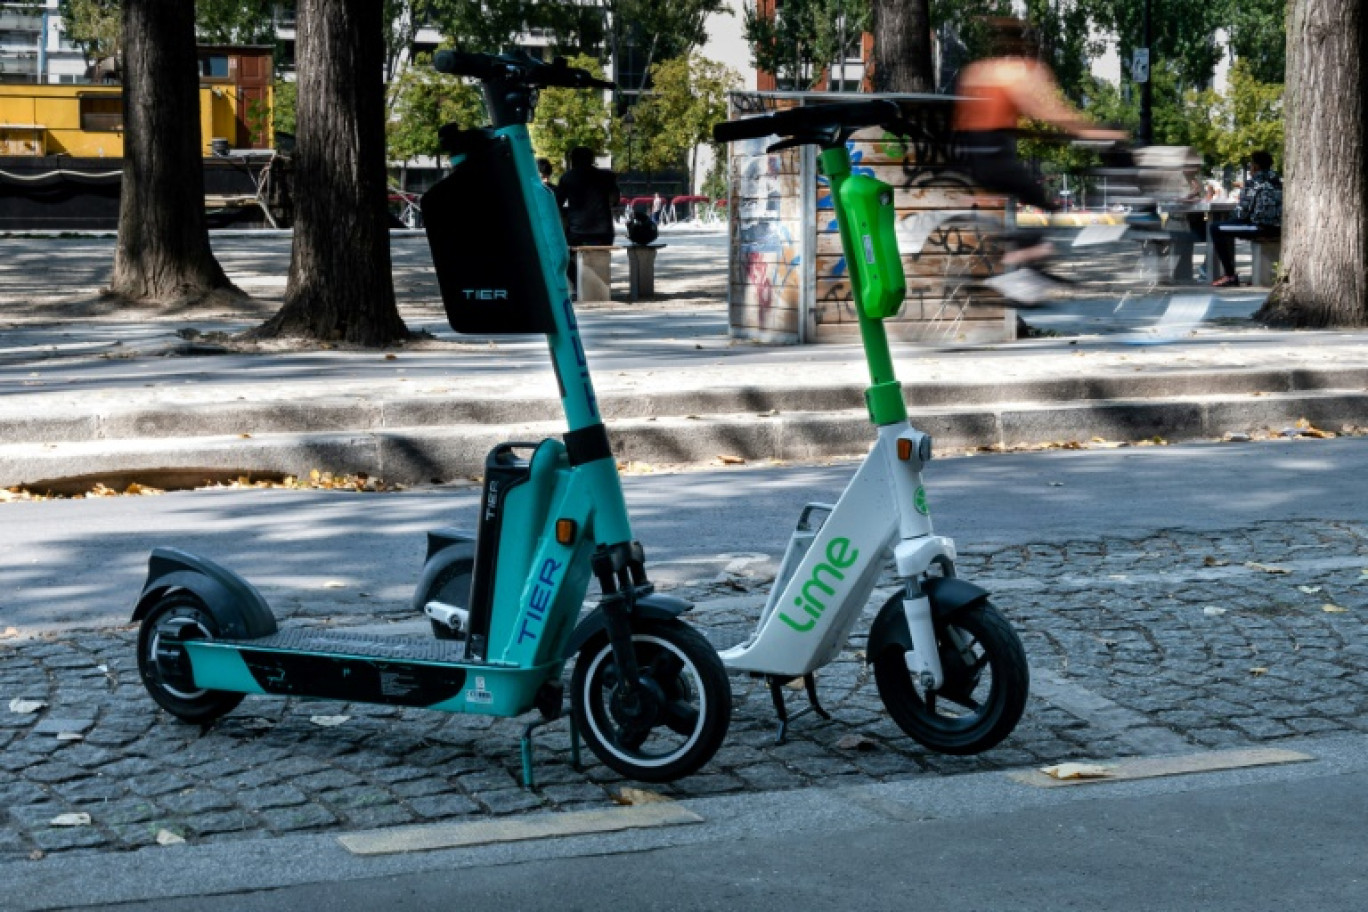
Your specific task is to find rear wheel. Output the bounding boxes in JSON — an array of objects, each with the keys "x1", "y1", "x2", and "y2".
[
  {"x1": 137, "y1": 591, "x2": 244, "y2": 724},
  {"x1": 571, "y1": 619, "x2": 731, "y2": 783},
  {"x1": 873, "y1": 598, "x2": 1028, "y2": 755}
]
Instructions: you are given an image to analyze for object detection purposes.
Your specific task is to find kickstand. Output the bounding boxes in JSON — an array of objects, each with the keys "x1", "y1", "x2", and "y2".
[
  {"x1": 767, "y1": 673, "x2": 831, "y2": 745},
  {"x1": 520, "y1": 718, "x2": 558, "y2": 790}
]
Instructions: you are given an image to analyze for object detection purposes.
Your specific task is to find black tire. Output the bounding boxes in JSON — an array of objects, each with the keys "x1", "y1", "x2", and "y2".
[
  {"x1": 873, "y1": 598, "x2": 1028, "y2": 755},
  {"x1": 420, "y1": 558, "x2": 473, "y2": 640},
  {"x1": 137, "y1": 591, "x2": 245, "y2": 724},
  {"x1": 571, "y1": 619, "x2": 731, "y2": 783}
]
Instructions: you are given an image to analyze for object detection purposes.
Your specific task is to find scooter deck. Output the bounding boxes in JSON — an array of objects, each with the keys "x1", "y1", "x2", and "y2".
[
  {"x1": 182, "y1": 628, "x2": 552, "y2": 716},
  {"x1": 221, "y1": 628, "x2": 469, "y2": 663}
]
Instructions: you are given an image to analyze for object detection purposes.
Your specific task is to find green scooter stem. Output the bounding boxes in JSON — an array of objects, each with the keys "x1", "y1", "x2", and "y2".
[{"x1": 818, "y1": 146, "x2": 908, "y2": 426}]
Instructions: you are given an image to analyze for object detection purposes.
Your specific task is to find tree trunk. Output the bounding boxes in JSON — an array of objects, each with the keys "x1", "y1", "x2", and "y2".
[
  {"x1": 253, "y1": 0, "x2": 408, "y2": 346},
  {"x1": 870, "y1": 0, "x2": 935, "y2": 94},
  {"x1": 1256, "y1": 0, "x2": 1366, "y2": 327},
  {"x1": 110, "y1": 0, "x2": 237, "y2": 306}
]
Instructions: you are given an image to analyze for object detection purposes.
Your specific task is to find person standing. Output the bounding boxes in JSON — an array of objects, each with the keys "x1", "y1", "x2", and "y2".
[
  {"x1": 1210, "y1": 150, "x2": 1282, "y2": 287},
  {"x1": 650, "y1": 192, "x2": 666, "y2": 224},
  {"x1": 555, "y1": 146, "x2": 620, "y2": 249}
]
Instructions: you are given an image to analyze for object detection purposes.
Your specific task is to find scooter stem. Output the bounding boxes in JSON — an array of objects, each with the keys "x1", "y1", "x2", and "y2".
[{"x1": 818, "y1": 146, "x2": 908, "y2": 426}]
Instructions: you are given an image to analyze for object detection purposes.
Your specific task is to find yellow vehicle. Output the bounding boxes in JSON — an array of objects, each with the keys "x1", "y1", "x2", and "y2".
[{"x1": 0, "y1": 45, "x2": 273, "y2": 158}]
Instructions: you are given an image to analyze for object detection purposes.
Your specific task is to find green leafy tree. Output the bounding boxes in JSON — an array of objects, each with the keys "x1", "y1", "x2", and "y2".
[
  {"x1": 611, "y1": 53, "x2": 739, "y2": 190},
  {"x1": 610, "y1": 0, "x2": 728, "y2": 98},
  {"x1": 273, "y1": 79, "x2": 297, "y2": 137},
  {"x1": 386, "y1": 52, "x2": 485, "y2": 163},
  {"x1": 1226, "y1": 0, "x2": 1285, "y2": 85},
  {"x1": 195, "y1": 0, "x2": 277, "y2": 44},
  {"x1": 745, "y1": 0, "x2": 869, "y2": 90},
  {"x1": 529, "y1": 54, "x2": 611, "y2": 172},
  {"x1": 1183, "y1": 60, "x2": 1284, "y2": 170},
  {"x1": 59, "y1": 0, "x2": 121, "y2": 65}
]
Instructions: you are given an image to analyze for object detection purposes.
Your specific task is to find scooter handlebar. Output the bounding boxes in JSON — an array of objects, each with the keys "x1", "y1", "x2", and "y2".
[
  {"x1": 433, "y1": 49, "x2": 614, "y2": 90},
  {"x1": 713, "y1": 99, "x2": 904, "y2": 145}
]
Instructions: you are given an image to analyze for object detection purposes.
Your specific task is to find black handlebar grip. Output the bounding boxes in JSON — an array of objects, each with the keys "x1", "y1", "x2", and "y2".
[{"x1": 713, "y1": 114, "x2": 777, "y2": 144}]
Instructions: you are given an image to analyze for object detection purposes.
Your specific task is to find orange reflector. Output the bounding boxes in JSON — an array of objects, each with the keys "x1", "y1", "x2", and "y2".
[
  {"x1": 897, "y1": 438, "x2": 913, "y2": 461},
  {"x1": 555, "y1": 519, "x2": 577, "y2": 545}
]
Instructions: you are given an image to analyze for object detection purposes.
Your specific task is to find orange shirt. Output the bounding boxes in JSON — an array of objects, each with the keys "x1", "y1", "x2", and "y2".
[{"x1": 953, "y1": 57, "x2": 1085, "y2": 133}]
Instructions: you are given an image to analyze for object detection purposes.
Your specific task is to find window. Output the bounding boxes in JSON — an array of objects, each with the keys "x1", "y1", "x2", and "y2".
[
  {"x1": 79, "y1": 95, "x2": 122, "y2": 132},
  {"x1": 199, "y1": 55, "x2": 229, "y2": 79}
]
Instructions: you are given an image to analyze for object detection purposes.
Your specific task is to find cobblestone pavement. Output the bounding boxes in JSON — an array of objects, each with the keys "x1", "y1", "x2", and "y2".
[{"x1": 3, "y1": 519, "x2": 1366, "y2": 860}]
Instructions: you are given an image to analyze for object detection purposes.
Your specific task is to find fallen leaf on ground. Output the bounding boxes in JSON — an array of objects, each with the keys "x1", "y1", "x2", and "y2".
[
  {"x1": 9, "y1": 698, "x2": 45, "y2": 714},
  {"x1": 1244, "y1": 562, "x2": 1291, "y2": 575},
  {"x1": 615, "y1": 787, "x2": 669, "y2": 806},
  {"x1": 156, "y1": 829, "x2": 186, "y2": 846},
  {"x1": 1322, "y1": 604, "x2": 1349, "y2": 614},
  {"x1": 1040, "y1": 763, "x2": 1112, "y2": 780},
  {"x1": 50, "y1": 813, "x2": 91, "y2": 827},
  {"x1": 309, "y1": 715, "x2": 349, "y2": 727},
  {"x1": 836, "y1": 734, "x2": 878, "y2": 752}
]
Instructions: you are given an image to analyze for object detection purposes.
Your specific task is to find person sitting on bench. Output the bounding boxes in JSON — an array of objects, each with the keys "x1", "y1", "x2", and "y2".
[{"x1": 1210, "y1": 150, "x2": 1282, "y2": 287}]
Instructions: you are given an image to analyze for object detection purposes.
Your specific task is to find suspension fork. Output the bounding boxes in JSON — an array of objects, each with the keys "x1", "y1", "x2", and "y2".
[{"x1": 901, "y1": 576, "x2": 945, "y2": 690}]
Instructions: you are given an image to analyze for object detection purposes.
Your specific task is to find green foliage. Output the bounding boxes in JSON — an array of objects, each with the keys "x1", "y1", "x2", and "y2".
[
  {"x1": 1182, "y1": 60, "x2": 1284, "y2": 170},
  {"x1": 744, "y1": 0, "x2": 870, "y2": 90},
  {"x1": 529, "y1": 54, "x2": 611, "y2": 171},
  {"x1": 195, "y1": 0, "x2": 277, "y2": 45},
  {"x1": 58, "y1": 0, "x2": 121, "y2": 62},
  {"x1": 611, "y1": 0, "x2": 729, "y2": 94},
  {"x1": 385, "y1": 53, "x2": 485, "y2": 163},
  {"x1": 610, "y1": 53, "x2": 740, "y2": 183},
  {"x1": 273, "y1": 79, "x2": 296, "y2": 138},
  {"x1": 1226, "y1": 0, "x2": 1285, "y2": 87}
]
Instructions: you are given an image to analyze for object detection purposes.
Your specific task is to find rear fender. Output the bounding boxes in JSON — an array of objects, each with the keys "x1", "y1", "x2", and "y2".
[
  {"x1": 131, "y1": 547, "x2": 277, "y2": 640},
  {"x1": 411, "y1": 530, "x2": 477, "y2": 612},
  {"x1": 564, "y1": 592, "x2": 692, "y2": 659}
]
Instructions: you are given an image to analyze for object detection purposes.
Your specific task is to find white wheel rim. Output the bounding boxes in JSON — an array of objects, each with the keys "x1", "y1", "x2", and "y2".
[{"x1": 581, "y1": 634, "x2": 707, "y2": 769}]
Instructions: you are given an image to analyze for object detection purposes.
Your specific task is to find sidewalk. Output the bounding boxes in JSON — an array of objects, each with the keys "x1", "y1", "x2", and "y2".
[{"x1": 1, "y1": 231, "x2": 1366, "y2": 489}]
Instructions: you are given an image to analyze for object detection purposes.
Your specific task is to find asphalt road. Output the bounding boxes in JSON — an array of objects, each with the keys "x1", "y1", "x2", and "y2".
[
  {"x1": 23, "y1": 735, "x2": 1368, "y2": 912},
  {"x1": 3, "y1": 436, "x2": 1364, "y2": 634}
]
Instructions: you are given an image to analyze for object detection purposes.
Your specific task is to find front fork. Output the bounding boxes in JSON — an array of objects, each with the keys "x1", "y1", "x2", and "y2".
[
  {"x1": 592, "y1": 541, "x2": 651, "y2": 707},
  {"x1": 900, "y1": 582, "x2": 944, "y2": 691}
]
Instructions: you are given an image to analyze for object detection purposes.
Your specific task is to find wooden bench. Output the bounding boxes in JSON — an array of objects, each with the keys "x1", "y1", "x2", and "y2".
[
  {"x1": 570, "y1": 245, "x2": 614, "y2": 303},
  {"x1": 1251, "y1": 237, "x2": 1282, "y2": 286},
  {"x1": 624, "y1": 243, "x2": 665, "y2": 300}
]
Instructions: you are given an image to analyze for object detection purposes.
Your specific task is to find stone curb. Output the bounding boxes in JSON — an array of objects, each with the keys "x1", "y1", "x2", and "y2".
[{"x1": 5, "y1": 386, "x2": 1366, "y2": 488}]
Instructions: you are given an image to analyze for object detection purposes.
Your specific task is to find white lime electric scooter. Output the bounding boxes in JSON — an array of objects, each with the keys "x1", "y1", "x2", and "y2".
[{"x1": 713, "y1": 101, "x2": 1029, "y2": 754}]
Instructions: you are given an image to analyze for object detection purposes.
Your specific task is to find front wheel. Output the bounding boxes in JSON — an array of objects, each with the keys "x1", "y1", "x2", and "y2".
[
  {"x1": 137, "y1": 591, "x2": 245, "y2": 724},
  {"x1": 571, "y1": 619, "x2": 731, "y2": 783},
  {"x1": 873, "y1": 598, "x2": 1028, "y2": 755}
]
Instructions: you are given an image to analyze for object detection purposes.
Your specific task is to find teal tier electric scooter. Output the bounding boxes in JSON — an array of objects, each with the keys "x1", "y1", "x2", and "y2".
[{"x1": 131, "y1": 51, "x2": 731, "y2": 786}]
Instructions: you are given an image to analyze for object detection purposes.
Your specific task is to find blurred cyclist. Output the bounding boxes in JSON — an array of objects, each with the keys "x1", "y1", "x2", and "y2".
[{"x1": 952, "y1": 17, "x2": 1125, "y2": 298}]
